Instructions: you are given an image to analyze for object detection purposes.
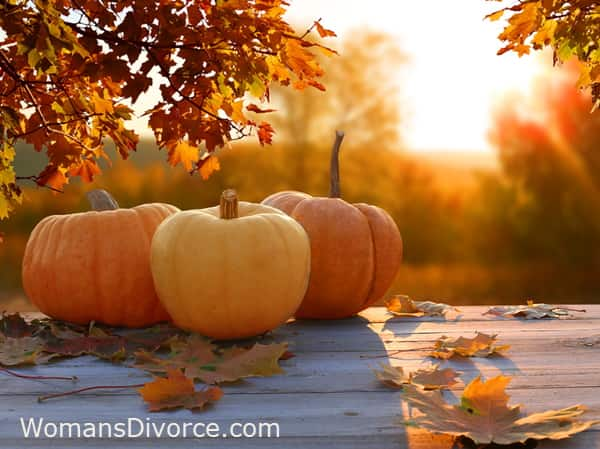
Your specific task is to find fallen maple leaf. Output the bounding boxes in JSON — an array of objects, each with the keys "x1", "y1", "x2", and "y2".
[
  {"x1": 42, "y1": 322, "x2": 181, "y2": 361},
  {"x1": 0, "y1": 336, "x2": 57, "y2": 366},
  {"x1": 133, "y1": 335, "x2": 288, "y2": 384},
  {"x1": 485, "y1": 301, "x2": 586, "y2": 319},
  {"x1": 385, "y1": 295, "x2": 458, "y2": 317},
  {"x1": 43, "y1": 335, "x2": 128, "y2": 362},
  {"x1": 0, "y1": 313, "x2": 37, "y2": 338},
  {"x1": 403, "y1": 375, "x2": 599, "y2": 445},
  {"x1": 138, "y1": 369, "x2": 223, "y2": 412},
  {"x1": 430, "y1": 333, "x2": 510, "y2": 359},
  {"x1": 373, "y1": 363, "x2": 459, "y2": 390}
]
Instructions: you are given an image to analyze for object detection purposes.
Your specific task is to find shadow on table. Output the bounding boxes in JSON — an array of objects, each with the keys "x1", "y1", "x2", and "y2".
[{"x1": 271, "y1": 314, "x2": 420, "y2": 449}]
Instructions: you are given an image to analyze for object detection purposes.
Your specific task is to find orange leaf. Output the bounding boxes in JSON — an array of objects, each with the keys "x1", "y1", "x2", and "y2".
[
  {"x1": 314, "y1": 21, "x2": 336, "y2": 38},
  {"x1": 36, "y1": 167, "x2": 68, "y2": 191},
  {"x1": 257, "y1": 122, "x2": 275, "y2": 145},
  {"x1": 167, "y1": 140, "x2": 199, "y2": 171},
  {"x1": 198, "y1": 155, "x2": 220, "y2": 180},
  {"x1": 69, "y1": 159, "x2": 102, "y2": 183},
  {"x1": 138, "y1": 369, "x2": 223, "y2": 412},
  {"x1": 246, "y1": 104, "x2": 277, "y2": 113}
]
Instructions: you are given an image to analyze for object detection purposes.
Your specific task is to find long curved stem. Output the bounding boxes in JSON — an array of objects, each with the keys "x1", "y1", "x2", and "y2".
[
  {"x1": 86, "y1": 189, "x2": 119, "y2": 211},
  {"x1": 38, "y1": 383, "x2": 145, "y2": 402},
  {"x1": 329, "y1": 130, "x2": 345, "y2": 198}
]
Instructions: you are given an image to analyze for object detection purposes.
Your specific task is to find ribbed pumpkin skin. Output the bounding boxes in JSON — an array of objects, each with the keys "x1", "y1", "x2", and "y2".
[
  {"x1": 22, "y1": 203, "x2": 179, "y2": 327},
  {"x1": 150, "y1": 202, "x2": 311, "y2": 340},
  {"x1": 262, "y1": 191, "x2": 402, "y2": 319}
]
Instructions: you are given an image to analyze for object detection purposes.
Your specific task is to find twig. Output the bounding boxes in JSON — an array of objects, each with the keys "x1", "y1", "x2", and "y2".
[
  {"x1": 299, "y1": 18, "x2": 321, "y2": 39},
  {"x1": 0, "y1": 367, "x2": 77, "y2": 382},
  {"x1": 15, "y1": 176, "x2": 64, "y2": 193},
  {"x1": 360, "y1": 347, "x2": 432, "y2": 359},
  {"x1": 38, "y1": 383, "x2": 146, "y2": 402}
]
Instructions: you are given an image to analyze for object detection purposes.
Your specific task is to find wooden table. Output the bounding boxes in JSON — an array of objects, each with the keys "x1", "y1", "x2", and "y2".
[{"x1": 1, "y1": 306, "x2": 600, "y2": 448}]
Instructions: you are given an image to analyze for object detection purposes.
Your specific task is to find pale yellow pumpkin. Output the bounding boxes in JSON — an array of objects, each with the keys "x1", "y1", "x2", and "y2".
[{"x1": 150, "y1": 190, "x2": 311, "y2": 340}]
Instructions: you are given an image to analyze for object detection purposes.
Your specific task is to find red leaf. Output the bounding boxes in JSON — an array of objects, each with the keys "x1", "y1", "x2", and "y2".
[
  {"x1": 257, "y1": 122, "x2": 275, "y2": 145},
  {"x1": 314, "y1": 21, "x2": 337, "y2": 38},
  {"x1": 246, "y1": 104, "x2": 277, "y2": 114}
]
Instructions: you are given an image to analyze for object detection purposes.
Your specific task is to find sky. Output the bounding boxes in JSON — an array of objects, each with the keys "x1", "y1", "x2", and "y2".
[{"x1": 284, "y1": 0, "x2": 550, "y2": 154}]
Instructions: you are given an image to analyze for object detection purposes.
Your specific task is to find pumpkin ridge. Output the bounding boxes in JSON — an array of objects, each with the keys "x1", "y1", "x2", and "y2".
[
  {"x1": 27, "y1": 216, "x2": 57, "y2": 309},
  {"x1": 53, "y1": 215, "x2": 77, "y2": 320},
  {"x1": 354, "y1": 206, "x2": 380, "y2": 313},
  {"x1": 90, "y1": 213, "x2": 105, "y2": 325},
  {"x1": 257, "y1": 214, "x2": 293, "y2": 327},
  {"x1": 130, "y1": 209, "x2": 155, "y2": 324},
  {"x1": 173, "y1": 216, "x2": 198, "y2": 329}
]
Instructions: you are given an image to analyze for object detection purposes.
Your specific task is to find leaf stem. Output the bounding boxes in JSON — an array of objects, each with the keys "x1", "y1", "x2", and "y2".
[
  {"x1": 329, "y1": 130, "x2": 345, "y2": 198},
  {"x1": 220, "y1": 189, "x2": 239, "y2": 219},
  {"x1": 0, "y1": 367, "x2": 77, "y2": 382},
  {"x1": 38, "y1": 383, "x2": 146, "y2": 402},
  {"x1": 86, "y1": 189, "x2": 120, "y2": 211}
]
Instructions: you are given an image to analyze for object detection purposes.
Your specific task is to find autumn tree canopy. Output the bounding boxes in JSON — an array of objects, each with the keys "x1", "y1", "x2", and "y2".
[
  {"x1": 487, "y1": 0, "x2": 600, "y2": 108},
  {"x1": 0, "y1": 0, "x2": 335, "y2": 218}
]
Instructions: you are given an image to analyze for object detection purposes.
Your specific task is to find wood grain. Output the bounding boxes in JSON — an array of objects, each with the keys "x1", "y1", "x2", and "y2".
[{"x1": 1, "y1": 306, "x2": 599, "y2": 448}]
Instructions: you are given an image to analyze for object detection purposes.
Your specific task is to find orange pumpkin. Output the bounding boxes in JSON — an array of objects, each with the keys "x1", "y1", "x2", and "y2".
[
  {"x1": 22, "y1": 190, "x2": 179, "y2": 327},
  {"x1": 262, "y1": 131, "x2": 402, "y2": 319}
]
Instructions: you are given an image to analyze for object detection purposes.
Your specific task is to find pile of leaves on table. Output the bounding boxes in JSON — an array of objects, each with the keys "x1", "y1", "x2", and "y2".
[
  {"x1": 0, "y1": 313, "x2": 289, "y2": 411},
  {"x1": 376, "y1": 296, "x2": 599, "y2": 446}
]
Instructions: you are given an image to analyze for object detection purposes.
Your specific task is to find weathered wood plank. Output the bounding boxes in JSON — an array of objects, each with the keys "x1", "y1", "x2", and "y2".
[
  {"x1": 1, "y1": 390, "x2": 599, "y2": 443},
  {"x1": 2, "y1": 307, "x2": 598, "y2": 449},
  {"x1": 358, "y1": 305, "x2": 598, "y2": 323},
  {"x1": 3, "y1": 345, "x2": 600, "y2": 396}
]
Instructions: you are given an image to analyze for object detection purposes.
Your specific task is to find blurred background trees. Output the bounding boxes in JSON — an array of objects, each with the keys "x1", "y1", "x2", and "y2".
[{"x1": 2, "y1": 31, "x2": 599, "y2": 310}]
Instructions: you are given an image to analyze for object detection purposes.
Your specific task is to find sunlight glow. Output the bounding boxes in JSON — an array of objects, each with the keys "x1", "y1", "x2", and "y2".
[{"x1": 285, "y1": 0, "x2": 548, "y2": 154}]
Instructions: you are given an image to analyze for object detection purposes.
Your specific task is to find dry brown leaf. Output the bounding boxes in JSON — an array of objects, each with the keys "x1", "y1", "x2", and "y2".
[
  {"x1": 0, "y1": 335, "x2": 57, "y2": 366},
  {"x1": 430, "y1": 332, "x2": 510, "y2": 359},
  {"x1": 138, "y1": 369, "x2": 223, "y2": 412},
  {"x1": 386, "y1": 295, "x2": 458, "y2": 317},
  {"x1": 133, "y1": 335, "x2": 287, "y2": 384},
  {"x1": 373, "y1": 363, "x2": 459, "y2": 390},
  {"x1": 485, "y1": 301, "x2": 586, "y2": 319},
  {"x1": 403, "y1": 375, "x2": 599, "y2": 444}
]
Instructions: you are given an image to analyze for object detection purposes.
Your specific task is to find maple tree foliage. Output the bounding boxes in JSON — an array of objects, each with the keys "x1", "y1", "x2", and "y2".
[
  {"x1": 486, "y1": 0, "x2": 600, "y2": 108},
  {"x1": 0, "y1": 0, "x2": 335, "y2": 218}
]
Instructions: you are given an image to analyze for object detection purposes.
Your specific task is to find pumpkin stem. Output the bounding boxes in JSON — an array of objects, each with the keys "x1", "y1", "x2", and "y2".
[
  {"x1": 329, "y1": 130, "x2": 345, "y2": 198},
  {"x1": 86, "y1": 189, "x2": 119, "y2": 211},
  {"x1": 220, "y1": 189, "x2": 239, "y2": 219}
]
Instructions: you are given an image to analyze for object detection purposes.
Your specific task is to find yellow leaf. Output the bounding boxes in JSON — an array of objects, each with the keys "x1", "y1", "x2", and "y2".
[
  {"x1": 167, "y1": 140, "x2": 199, "y2": 171},
  {"x1": 199, "y1": 155, "x2": 220, "y2": 180},
  {"x1": 27, "y1": 50, "x2": 41, "y2": 68},
  {"x1": 486, "y1": 10, "x2": 505, "y2": 22}
]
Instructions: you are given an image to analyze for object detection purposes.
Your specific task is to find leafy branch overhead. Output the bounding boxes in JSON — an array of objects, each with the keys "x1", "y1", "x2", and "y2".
[
  {"x1": 0, "y1": 0, "x2": 336, "y2": 218},
  {"x1": 486, "y1": 0, "x2": 600, "y2": 108}
]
